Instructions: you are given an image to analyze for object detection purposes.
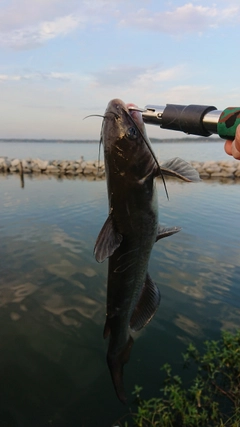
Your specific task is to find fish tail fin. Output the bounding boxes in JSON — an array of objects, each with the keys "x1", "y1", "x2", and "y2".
[{"x1": 107, "y1": 335, "x2": 134, "y2": 404}]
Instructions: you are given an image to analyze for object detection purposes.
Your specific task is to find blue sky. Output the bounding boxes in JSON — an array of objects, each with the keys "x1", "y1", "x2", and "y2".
[{"x1": 0, "y1": 0, "x2": 240, "y2": 139}]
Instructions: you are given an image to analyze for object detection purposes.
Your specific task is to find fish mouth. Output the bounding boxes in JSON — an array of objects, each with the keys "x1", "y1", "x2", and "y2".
[{"x1": 126, "y1": 103, "x2": 143, "y2": 123}]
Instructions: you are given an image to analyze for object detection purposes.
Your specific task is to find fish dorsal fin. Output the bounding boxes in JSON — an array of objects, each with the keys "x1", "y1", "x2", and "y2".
[
  {"x1": 156, "y1": 225, "x2": 181, "y2": 242},
  {"x1": 130, "y1": 273, "x2": 161, "y2": 332},
  {"x1": 160, "y1": 157, "x2": 200, "y2": 182},
  {"x1": 94, "y1": 215, "x2": 123, "y2": 263}
]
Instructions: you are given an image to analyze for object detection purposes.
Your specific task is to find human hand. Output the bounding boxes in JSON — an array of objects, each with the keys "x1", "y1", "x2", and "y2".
[{"x1": 224, "y1": 124, "x2": 240, "y2": 159}]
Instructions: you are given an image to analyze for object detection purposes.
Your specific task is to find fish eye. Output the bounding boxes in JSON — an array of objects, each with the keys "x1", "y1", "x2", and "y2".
[{"x1": 126, "y1": 127, "x2": 138, "y2": 140}]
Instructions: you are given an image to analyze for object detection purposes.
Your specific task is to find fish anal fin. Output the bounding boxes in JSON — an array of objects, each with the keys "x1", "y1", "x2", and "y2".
[
  {"x1": 94, "y1": 215, "x2": 123, "y2": 263},
  {"x1": 130, "y1": 273, "x2": 161, "y2": 332},
  {"x1": 160, "y1": 157, "x2": 200, "y2": 182},
  {"x1": 107, "y1": 335, "x2": 133, "y2": 404},
  {"x1": 156, "y1": 225, "x2": 181, "y2": 242}
]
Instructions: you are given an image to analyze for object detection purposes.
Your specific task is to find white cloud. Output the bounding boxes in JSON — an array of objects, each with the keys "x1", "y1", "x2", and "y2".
[
  {"x1": 135, "y1": 65, "x2": 187, "y2": 86},
  {"x1": 0, "y1": 74, "x2": 21, "y2": 82},
  {"x1": 0, "y1": 1, "x2": 239, "y2": 51},
  {"x1": 92, "y1": 65, "x2": 146, "y2": 87},
  {"x1": 0, "y1": 0, "x2": 81, "y2": 31},
  {"x1": 0, "y1": 14, "x2": 83, "y2": 49},
  {"x1": 160, "y1": 84, "x2": 213, "y2": 104},
  {"x1": 0, "y1": 0, "x2": 120, "y2": 49},
  {"x1": 38, "y1": 15, "x2": 81, "y2": 39},
  {"x1": 92, "y1": 64, "x2": 187, "y2": 88},
  {"x1": 119, "y1": 3, "x2": 239, "y2": 34},
  {"x1": 0, "y1": 71, "x2": 81, "y2": 82}
]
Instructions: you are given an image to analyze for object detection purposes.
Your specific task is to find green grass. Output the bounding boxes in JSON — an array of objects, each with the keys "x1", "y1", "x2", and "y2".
[{"x1": 115, "y1": 330, "x2": 240, "y2": 427}]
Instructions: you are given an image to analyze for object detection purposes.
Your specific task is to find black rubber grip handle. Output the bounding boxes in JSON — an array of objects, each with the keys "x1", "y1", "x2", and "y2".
[{"x1": 161, "y1": 104, "x2": 217, "y2": 136}]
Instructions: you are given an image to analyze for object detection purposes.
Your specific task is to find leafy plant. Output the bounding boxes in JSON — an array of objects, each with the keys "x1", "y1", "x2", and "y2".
[{"x1": 114, "y1": 330, "x2": 240, "y2": 427}]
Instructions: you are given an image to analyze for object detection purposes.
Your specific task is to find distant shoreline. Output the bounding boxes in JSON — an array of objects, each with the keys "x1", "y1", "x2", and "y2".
[{"x1": 0, "y1": 137, "x2": 222, "y2": 143}]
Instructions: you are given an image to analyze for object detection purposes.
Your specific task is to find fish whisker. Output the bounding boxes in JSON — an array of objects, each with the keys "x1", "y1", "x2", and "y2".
[
  {"x1": 84, "y1": 112, "x2": 120, "y2": 120},
  {"x1": 83, "y1": 114, "x2": 106, "y2": 120},
  {"x1": 97, "y1": 136, "x2": 103, "y2": 174}
]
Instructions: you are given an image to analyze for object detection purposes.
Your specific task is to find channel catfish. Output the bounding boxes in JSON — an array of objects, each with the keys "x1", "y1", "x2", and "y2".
[{"x1": 94, "y1": 99, "x2": 199, "y2": 403}]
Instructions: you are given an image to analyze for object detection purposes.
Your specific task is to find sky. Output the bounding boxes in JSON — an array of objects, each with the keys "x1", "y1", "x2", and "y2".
[{"x1": 0, "y1": 0, "x2": 240, "y2": 140}]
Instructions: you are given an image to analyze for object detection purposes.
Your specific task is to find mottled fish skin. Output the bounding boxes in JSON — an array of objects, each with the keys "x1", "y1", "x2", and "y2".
[{"x1": 94, "y1": 99, "x2": 199, "y2": 403}]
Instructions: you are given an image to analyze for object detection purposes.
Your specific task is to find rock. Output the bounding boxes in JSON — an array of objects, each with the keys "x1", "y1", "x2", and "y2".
[
  {"x1": 80, "y1": 161, "x2": 87, "y2": 170},
  {"x1": 0, "y1": 159, "x2": 11, "y2": 170},
  {"x1": 52, "y1": 160, "x2": 62, "y2": 166},
  {"x1": 11, "y1": 158, "x2": 20, "y2": 167},
  {"x1": 46, "y1": 165, "x2": 59, "y2": 174},
  {"x1": 83, "y1": 164, "x2": 97, "y2": 175},
  {"x1": 75, "y1": 167, "x2": 83, "y2": 174},
  {"x1": 22, "y1": 159, "x2": 31, "y2": 168},
  {"x1": 219, "y1": 160, "x2": 237, "y2": 168},
  {"x1": 205, "y1": 166, "x2": 222, "y2": 174},
  {"x1": 35, "y1": 159, "x2": 49, "y2": 170},
  {"x1": 65, "y1": 169, "x2": 77, "y2": 175},
  {"x1": 221, "y1": 167, "x2": 236, "y2": 175},
  {"x1": 60, "y1": 161, "x2": 70, "y2": 170},
  {"x1": 234, "y1": 169, "x2": 240, "y2": 177},
  {"x1": 202, "y1": 160, "x2": 217, "y2": 169},
  {"x1": 199, "y1": 171, "x2": 210, "y2": 178},
  {"x1": 66, "y1": 163, "x2": 76, "y2": 171},
  {"x1": 211, "y1": 171, "x2": 225, "y2": 177}
]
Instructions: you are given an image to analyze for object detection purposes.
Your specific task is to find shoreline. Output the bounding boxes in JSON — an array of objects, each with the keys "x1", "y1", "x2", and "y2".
[{"x1": 1, "y1": 156, "x2": 240, "y2": 179}]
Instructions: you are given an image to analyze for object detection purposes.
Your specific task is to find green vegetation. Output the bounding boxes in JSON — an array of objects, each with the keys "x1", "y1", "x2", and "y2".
[{"x1": 116, "y1": 330, "x2": 240, "y2": 427}]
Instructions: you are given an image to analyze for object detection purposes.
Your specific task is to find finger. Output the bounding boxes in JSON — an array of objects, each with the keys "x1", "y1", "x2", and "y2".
[
  {"x1": 234, "y1": 125, "x2": 240, "y2": 152},
  {"x1": 224, "y1": 140, "x2": 233, "y2": 155},
  {"x1": 232, "y1": 141, "x2": 240, "y2": 159}
]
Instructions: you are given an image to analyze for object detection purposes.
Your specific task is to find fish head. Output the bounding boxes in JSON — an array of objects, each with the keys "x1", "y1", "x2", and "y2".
[{"x1": 101, "y1": 98, "x2": 160, "y2": 182}]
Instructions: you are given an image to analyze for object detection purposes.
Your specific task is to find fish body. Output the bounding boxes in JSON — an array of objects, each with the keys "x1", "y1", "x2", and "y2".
[{"x1": 94, "y1": 99, "x2": 199, "y2": 402}]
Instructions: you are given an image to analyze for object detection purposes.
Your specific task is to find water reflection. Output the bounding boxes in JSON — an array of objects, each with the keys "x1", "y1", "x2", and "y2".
[{"x1": 0, "y1": 174, "x2": 239, "y2": 426}]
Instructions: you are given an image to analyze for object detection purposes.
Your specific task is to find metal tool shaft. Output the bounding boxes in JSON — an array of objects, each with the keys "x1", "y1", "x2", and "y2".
[{"x1": 141, "y1": 104, "x2": 240, "y2": 140}]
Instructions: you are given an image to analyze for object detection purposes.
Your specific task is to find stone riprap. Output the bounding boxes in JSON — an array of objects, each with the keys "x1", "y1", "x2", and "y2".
[
  {"x1": 0, "y1": 157, "x2": 105, "y2": 178},
  {"x1": 1, "y1": 157, "x2": 240, "y2": 179},
  {"x1": 190, "y1": 160, "x2": 240, "y2": 179}
]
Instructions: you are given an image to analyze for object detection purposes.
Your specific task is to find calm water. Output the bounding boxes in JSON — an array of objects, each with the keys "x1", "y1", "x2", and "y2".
[
  {"x1": 0, "y1": 138, "x2": 232, "y2": 162},
  {"x1": 0, "y1": 142, "x2": 240, "y2": 426}
]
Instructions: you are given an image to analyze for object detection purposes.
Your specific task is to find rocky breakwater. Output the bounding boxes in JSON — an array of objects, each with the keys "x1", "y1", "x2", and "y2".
[
  {"x1": 1, "y1": 157, "x2": 240, "y2": 179},
  {"x1": 0, "y1": 157, "x2": 105, "y2": 178},
  {"x1": 190, "y1": 160, "x2": 240, "y2": 179}
]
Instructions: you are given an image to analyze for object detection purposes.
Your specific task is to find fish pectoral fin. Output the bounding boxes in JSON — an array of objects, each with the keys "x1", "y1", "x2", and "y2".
[
  {"x1": 156, "y1": 225, "x2": 181, "y2": 242},
  {"x1": 130, "y1": 273, "x2": 161, "y2": 332},
  {"x1": 94, "y1": 215, "x2": 123, "y2": 263},
  {"x1": 160, "y1": 157, "x2": 200, "y2": 182}
]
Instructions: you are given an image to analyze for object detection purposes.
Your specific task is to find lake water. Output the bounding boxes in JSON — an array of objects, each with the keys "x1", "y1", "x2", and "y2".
[
  {"x1": 0, "y1": 138, "x2": 233, "y2": 163},
  {"x1": 0, "y1": 141, "x2": 240, "y2": 427}
]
